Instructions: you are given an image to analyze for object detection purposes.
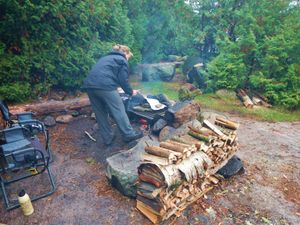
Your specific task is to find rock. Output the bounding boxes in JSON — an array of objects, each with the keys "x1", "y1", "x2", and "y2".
[
  {"x1": 165, "y1": 100, "x2": 201, "y2": 128},
  {"x1": 159, "y1": 126, "x2": 176, "y2": 142},
  {"x1": 182, "y1": 57, "x2": 205, "y2": 87},
  {"x1": 215, "y1": 89, "x2": 237, "y2": 99},
  {"x1": 56, "y1": 115, "x2": 73, "y2": 123},
  {"x1": 106, "y1": 136, "x2": 158, "y2": 197},
  {"x1": 166, "y1": 55, "x2": 187, "y2": 62},
  {"x1": 43, "y1": 116, "x2": 56, "y2": 127},
  {"x1": 152, "y1": 118, "x2": 167, "y2": 134},
  {"x1": 140, "y1": 63, "x2": 176, "y2": 81}
]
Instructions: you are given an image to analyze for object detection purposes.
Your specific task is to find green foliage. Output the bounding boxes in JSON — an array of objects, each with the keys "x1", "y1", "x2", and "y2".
[
  {"x1": 178, "y1": 88, "x2": 201, "y2": 101},
  {"x1": 195, "y1": 92, "x2": 300, "y2": 122},
  {"x1": 0, "y1": 0, "x2": 133, "y2": 102},
  {"x1": 192, "y1": 0, "x2": 300, "y2": 109},
  {"x1": 0, "y1": 83, "x2": 31, "y2": 102},
  {"x1": 0, "y1": 0, "x2": 299, "y2": 110},
  {"x1": 132, "y1": 78, "x2": 300, "y2": 122}
]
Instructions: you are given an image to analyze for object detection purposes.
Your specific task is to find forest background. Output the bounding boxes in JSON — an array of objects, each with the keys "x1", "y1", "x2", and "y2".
[{"x1": 0, "y1": 0, "x2": 299, "y2": 109}]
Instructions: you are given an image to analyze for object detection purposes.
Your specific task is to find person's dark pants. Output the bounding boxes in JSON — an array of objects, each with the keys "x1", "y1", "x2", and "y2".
[{"x1": 87, "y1": 89, "x2": 136, "y2": 144}]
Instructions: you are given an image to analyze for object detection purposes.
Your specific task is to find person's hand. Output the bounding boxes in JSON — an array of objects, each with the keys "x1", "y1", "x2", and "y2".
[{"x1": 132, "y1": 89, "x2": 140, "y2": 96}]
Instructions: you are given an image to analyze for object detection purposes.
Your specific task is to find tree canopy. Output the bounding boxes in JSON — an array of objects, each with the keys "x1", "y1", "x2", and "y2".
[{"x1": 0, "y1": 0, "x2": 299, "y2": 109}]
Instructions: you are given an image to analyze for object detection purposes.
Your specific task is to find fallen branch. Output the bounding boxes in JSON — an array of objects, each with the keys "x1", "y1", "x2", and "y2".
[
  {"x1": 10, "y1": 96, "x2": 91, "y2": 116},
  {"x1": 84, "y1": 131, "x2": 96, "y2": 142}
]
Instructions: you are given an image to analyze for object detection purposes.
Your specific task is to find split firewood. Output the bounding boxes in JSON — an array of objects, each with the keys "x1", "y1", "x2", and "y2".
[
  {"x1": 187, "y1": 126, "x2": 214, "y2": 142},
  {"x1": 237, "y1": 89, "x2": 254, "y2": 108},
  {"x1": 145, "y1": 146, "x2": 182, "y2": 162},
  {"x1": 188, "y1": 131, "x2": 209, "y2": 142},
  {"x1": 252, "y1": 96, "x2": 262, "y2": 105},
  {"x1": 165, "y1": 140, "x2": 197, "y2": 154},
  {"x1": 252, "y1": 90, "x2": 268, "y2": 102},
  {"x1": 170, "y1": 136, "x2": 190, "y2": 145},
  {"x1": 166, "y1": 140, "x2": 190, "y2": 148},
  {"x1": 160, "y1": 142, "x2": 188, "y2": 153},
  {"x1": 254, "y1": 98, "x2": 272, "y2": 108},
  {"x1": 211, "y1": 140, "x2": 225, "y2": 148},
  {"x1": 188, "y1": 125, "x2": 203, "y2": 134},
  {"x1": 215, "y1": 117, "x2": 239, "y2": 130},
  {"x1": 141, "y1": 153, "x2": 170, "y2": 166},
  {"x1": 208, "y1": 175, "x2": 219, "y2": 184},
  {"x1": 137, "y1": 114, "x2": 240, "y2": 225},
  {"x1": 198, "y1": 127, "x2": 215, "y2": 136},
  {"x1": 242, "y1": 95, "x2": 254, "y2": 108},
  {"x1": 203, "y1": 119, "x2": 225, "y2": 137}
]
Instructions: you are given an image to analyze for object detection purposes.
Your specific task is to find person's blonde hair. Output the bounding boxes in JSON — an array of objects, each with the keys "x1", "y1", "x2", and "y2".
[{"x1": 112, "y1": 44, "x2": 133, "y2": 58}]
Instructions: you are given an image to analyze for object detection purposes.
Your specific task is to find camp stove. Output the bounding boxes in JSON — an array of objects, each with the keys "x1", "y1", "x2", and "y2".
[{"x1": 120, "y1": 93, "x2": 168, "y2": 125}]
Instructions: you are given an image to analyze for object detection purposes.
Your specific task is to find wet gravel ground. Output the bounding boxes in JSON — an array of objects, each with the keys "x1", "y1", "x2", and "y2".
[{"x1": 0, "y1": 115, "x2": 299, "y2": 225}]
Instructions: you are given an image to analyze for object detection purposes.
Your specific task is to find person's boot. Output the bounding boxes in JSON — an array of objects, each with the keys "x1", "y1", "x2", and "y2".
[
  {"x1": 104, "y1": 133, "x2": 116, "y2": 146},
  {"x1": 123, "y1": 130, "x2": 143, "y2": 143}
]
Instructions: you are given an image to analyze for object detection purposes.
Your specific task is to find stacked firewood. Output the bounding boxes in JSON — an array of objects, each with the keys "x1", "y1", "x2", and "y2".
[
  {"x1": 136, "y1": 117, "x2": 240, "y2": 224},
  {"x1": 237, "y1": 89, "x2": 271, "y2": 108}
]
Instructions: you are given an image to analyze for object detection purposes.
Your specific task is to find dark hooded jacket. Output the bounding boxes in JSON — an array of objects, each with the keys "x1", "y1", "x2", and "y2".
[{"x1": 82, "y1": 51, "x2": 133, "y2": 95}]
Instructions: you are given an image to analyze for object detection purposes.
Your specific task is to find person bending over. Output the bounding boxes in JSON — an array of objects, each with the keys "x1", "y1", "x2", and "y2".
[{"x1": 83, "y1": 44, "x2": 143, "y2": 145}]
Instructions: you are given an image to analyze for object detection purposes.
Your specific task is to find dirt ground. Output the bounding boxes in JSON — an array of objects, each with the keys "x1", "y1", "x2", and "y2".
[{"x1": 0, "y1": 113, "x2": 299, "y2": 225}]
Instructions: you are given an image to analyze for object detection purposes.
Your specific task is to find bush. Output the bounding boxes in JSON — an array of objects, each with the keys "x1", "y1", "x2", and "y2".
[
  {"x1": 0, "y1": 83, "x2": 31, "y2": 103},
  {"x1": 0, "y1": 0, "x2": 134, "y2": 101}
]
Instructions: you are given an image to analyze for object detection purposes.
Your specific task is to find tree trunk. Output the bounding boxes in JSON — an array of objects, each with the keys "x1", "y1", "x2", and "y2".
[{"x1": 9, "y1": 97, "x2": 91, "y2": 116}]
